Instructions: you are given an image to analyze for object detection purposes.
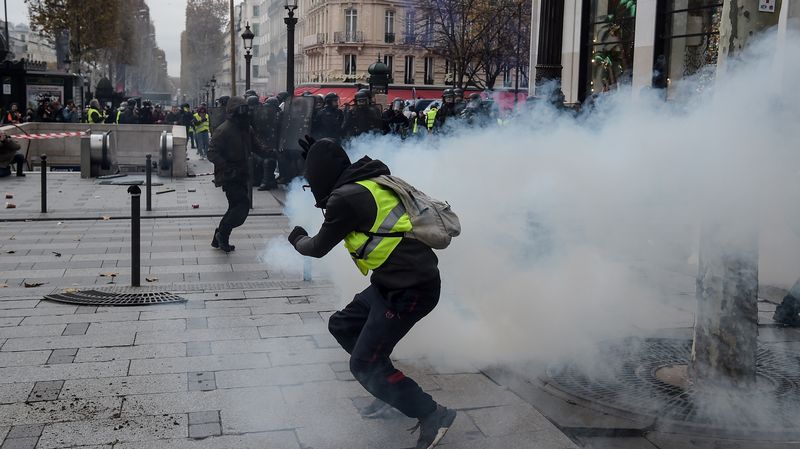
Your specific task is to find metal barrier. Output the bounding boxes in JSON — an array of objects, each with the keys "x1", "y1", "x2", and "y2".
[
  {"x1": 81, "y1": 131, "x2": 117, "y2": 177},
  {"x1": 159, "y1": 131, "x2": 173, "y2": 178}
]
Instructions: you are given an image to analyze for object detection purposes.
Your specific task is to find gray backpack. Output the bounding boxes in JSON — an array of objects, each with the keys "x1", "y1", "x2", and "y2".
[{"x1": 370, "y1": 175, "x2": 461, "y2": 250}]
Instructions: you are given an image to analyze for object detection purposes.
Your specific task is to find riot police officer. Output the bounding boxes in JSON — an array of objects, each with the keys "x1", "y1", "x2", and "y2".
[
  {"x1": 382, "y1": 97, "x2": 410, "y2": 137},
  {"x1": 453, "y1": 88, "x2": 467, "y2": 116},
  {"x1": 207, "y1": 96, "x2": 266, "y2": 252},
  {"x1": 256, "y1": 97, "x2": 282, "y2": 190},
  {"x1": 311, "y1": 92, "x2": 344, "y2": 141},
  {"x1": 434, "y1": 89, "x2": 457, "y2": 129},
  {"x1": 341, "y1": 90, "x2": 384, "y2": 140}
]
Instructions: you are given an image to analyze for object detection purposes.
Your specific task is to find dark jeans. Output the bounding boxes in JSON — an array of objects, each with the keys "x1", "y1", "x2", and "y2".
[
  {"x1": 0, "y1": 154, "x2": 25, "y2": 178},
  {"x1": 776, "y1": 279, "x2": 800, "y2": 317},
  {"x1": 328, "y1": 282, "x2": 440, "y2": 419},
  {"x1": 218, "y1": 181, "x2": 250, "y2": 236}
]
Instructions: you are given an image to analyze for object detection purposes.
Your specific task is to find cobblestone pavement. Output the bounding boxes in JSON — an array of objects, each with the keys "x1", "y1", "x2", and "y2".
[{"x1": 0, "y1": 156, "x2": 579, "y2": 448}]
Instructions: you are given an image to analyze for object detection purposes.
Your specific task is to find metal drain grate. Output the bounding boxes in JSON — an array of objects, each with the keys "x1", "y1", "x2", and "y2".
[
  {"x1": 545, "y1": 338, "x2": 800, "y2": 432},
  {"x1": 44, "y1": 290, "x2": 187, "y2": 306}
]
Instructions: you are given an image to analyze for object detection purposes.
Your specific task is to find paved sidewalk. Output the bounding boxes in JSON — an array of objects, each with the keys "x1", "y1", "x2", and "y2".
[{"x1": 0, "y1": 159, "x2": 579, "y2": 449}]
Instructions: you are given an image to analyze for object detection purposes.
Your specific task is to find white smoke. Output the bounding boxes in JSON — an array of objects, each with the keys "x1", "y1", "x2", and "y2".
[{"x1": 279, "y1": 29, "x2": 800, "y2": 372}]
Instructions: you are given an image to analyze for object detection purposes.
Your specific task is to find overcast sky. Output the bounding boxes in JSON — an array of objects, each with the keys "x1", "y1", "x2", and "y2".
[{"x1": 6, "y1": 0, "x2": 186, "y2": 77}]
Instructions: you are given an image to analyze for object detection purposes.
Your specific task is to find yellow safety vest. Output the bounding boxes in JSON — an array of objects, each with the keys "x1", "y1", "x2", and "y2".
[
  {"x1": 426, "y1": 108, "x2": 437, "y2": 129},
  {"x1": 343, "y1": 180, "x2": 413, "y2": 275},
  {"x1": 87, "y1": 108, "x2": 101, "y2": 124},
  {"x1": 194, "y1": 113, "x2": 209, "y2": 133},
  {"x1": 115, "y1": 110, "x2": 122, "y2": 124}
]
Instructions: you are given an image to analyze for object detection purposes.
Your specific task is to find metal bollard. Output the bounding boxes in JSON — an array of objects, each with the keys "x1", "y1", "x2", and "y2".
[
  {"x1": 128, "y1": 185, "x2": 141, "y2": 287},
  {"x1": 40, "y1": 155, "x2": 47, "y2": 213},
  {"x1": 303, "y1": 258, "x2": 312, "y2": 281},
  {"x1": 145, "y1": 154, "x2": 152, "y2": 212}
]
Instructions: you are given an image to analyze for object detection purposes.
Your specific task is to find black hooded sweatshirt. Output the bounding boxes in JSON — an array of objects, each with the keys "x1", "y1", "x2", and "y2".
[{"x1": 294, "y1": 142, "x2": 439, "y2": 291}]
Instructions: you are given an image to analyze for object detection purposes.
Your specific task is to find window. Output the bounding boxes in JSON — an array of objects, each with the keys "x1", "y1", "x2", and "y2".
[
  {"x1": 253, "y1": 65, "x2": 260, "y2": 78},
  {"x1": 502, "y1": 65, "x2": 512, "y2": 87},
  {"x1": 424, "y1": 17, "x2": 434, "y2": 46},
  {"x1": 385, "y1": 11, "x2": 395, "y2": 34},
  {"x1": 653, "y1": 0, "x2": 723, "y2": 100},
  {"x1": 384, "y1": 55, "x2": 394, "y2": 75},
  {"x1": 344, "y1": 54, "x2": 357, "y2": 77},
  {"x1": 405, "y1": 11, "x2": 416, "y2": 43},
  {"x1": 404, "y1": 55, "x2": 414, "y2": 84},
  {"x1": 252, "y1": 23, "x2": 260, "y2": 36},
  {"x1": 253, "y1": 5, "x2": 260, "y2": 16},
  {"x1": 581, "y1": 0, "x2": 637, "y2": 101},
  {"x1": 345, "y1": 8, "x2": 358, "y2": 40},
  {"x1": 252, "y1": 45, "x2": 259, "y2": 57},
  {"x1": 385, "y1": 10, "x2": 395, "y2": 43},
  {"x1": 424, "y1": 57, "x2": 434, "y2": 84}
]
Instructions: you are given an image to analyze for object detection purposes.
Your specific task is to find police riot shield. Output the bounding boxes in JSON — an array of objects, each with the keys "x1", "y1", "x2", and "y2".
[
  {"x1": 277, "y1": 96, "x2": 316, "y2": 181},
  {"x1": 252, "y1": 107, "x2": 279, "y2": 151},
  {"x1": 279, "y1": 96, "x2": 315, "y2": 152},
  {"x1": 209, "y1": 107, "x2": 226, "y2": 132}
]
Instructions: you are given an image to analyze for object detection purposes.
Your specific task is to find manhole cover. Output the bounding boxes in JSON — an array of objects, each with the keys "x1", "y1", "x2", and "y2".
[
  {"x1": 545, "y1": 338, "x2": 800, "y2": 434},
  {"x1": 44, "y1": 289, "x2": 187, "y2": 306}
]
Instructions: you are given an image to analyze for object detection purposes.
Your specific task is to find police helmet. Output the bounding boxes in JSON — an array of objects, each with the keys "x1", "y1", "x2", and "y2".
[
  {"x1": 216, "y1": 96, "x2": 230, "y2": 107},
  {"x1": 469, "y1": 93, "x2": 481, "y2": 101},
  {"x1": 244, "y1": 89, "x2": 258, "y2": 98},
  {"x1": 454, "y1": 88, "x2": 464, "y2": 99},
  {"x1": 354, "y1": 90, "x2": 369, "y2": 106},
  {"x1": 226, "y1": 96, "x2": 249, "y2": 116},
  {"x1": 127, "y1": 99, "x2": 137, "y2": 107},
  {"x1": 302, "y1": 91, "x2": 312, "y2": 97},
  {"x1": 142, "y1": 99, "x2": 152, "y2": 107},
  {"x1": 276, "y1": 91, "x2": 290, "y2": 102},
  {"x1": 324, "y1": 92, "x2": 339, "y2": 107},
  {"x1": 265, "y1": 97, "x2": 280, "y2": 108},
  {"x1": 442, "y1": 89, "x2": 454, "y2": 102},
  {"x1": 246, "y1": 95, "x2": 260, "y2": 107},
  {"x1": 392, "y1": 97, "x2": 404, "y2": 110}
]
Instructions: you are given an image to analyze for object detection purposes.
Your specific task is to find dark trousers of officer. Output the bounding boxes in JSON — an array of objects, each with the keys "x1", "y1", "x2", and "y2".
[
  {"x1": 0, "y1": 154, "x2": 25, "y2": 177},
  {"x1": 328, "y1": 281, "x2": 440, "y2": 419},
  {"x1": 218, "y1": 181, "x2": 250, "y2": 237},
  {"x1": 775, "y1": 279, "x2": 800, "y2": 318}
]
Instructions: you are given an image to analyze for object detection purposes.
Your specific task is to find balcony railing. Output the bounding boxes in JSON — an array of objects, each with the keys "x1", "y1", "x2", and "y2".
[
  {"x1": 333, "y1": 31, "x2": 364, "y2": 43},
  {"x1": 403, "y1": 33, "x2": 416, "y2": 45},
  {"x1": 384, "y1": 32, "x2": 395, "y2": 43},
  {"x1": 303, "y1": 33, "x2": 327, "y2": 48}
]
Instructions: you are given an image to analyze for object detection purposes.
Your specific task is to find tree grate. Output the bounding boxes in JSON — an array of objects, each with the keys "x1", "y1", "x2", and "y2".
[
  {"x1": 545, "y1": 338, "x2": 800, "y2": 435},
  {"x1": 44, "y1": 290, "x2": 187, "y2": 306}
]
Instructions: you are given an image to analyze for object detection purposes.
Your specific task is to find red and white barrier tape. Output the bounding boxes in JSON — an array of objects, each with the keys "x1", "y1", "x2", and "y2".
[{"x1": 9, "y1": 131, "x2": 89, "y2": 140}]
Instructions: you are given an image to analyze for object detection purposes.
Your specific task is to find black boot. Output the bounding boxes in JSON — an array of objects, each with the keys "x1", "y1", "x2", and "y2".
[
  {"x1": 14, "y1": 156, "x2": 25, "y2": 177},
  {"x1": 212, "y1": 229, "x2": 235, "y2": 252},
  {"x1": 773, "y1": 295, "x2": 800, "y2": 326}
]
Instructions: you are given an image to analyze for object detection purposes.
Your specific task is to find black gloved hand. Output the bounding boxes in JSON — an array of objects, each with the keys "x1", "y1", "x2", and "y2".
[
  {"x1": 288, "y1": 226, "x2": 308, "y2": 247},
  {"x1": 298, "y1": 135, "x2": 316, "y2": 159}
]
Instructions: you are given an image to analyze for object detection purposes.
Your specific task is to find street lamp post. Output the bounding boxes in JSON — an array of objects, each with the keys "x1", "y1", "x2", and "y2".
[
  {"x1": 284, "y1": 0, "x2": 298, "y2": 96},
  {"x1": 204, "y1": 83, "x2": 210, "y2": 104},
  {"x1": 210, "y1": 75, "x2": 217, "y2": 105},
  {"x1": 241, "y1": 23, "x2": 255, "y2": 91}
]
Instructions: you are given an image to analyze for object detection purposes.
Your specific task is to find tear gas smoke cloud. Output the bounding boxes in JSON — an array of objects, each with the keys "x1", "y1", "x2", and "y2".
[{"x1": 266, "y1": 30, "x2": 800, "y2": 375}]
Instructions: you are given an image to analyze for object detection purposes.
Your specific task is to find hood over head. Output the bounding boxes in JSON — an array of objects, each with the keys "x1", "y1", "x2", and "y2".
[
  {"x1": 304, "y1": 144, "x2": 392, "y2": 209},
  {"x1": 304, "y1": 139, "x2": 352, "y2": 208}
]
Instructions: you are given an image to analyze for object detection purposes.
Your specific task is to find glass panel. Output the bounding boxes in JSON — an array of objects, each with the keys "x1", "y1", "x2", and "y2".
[
  {"x1": 656, "y1": 0, "x2": 722, "y2": 99},
  {"x1": 584, "y1": 0, "x2": 637, "y2": 96}
]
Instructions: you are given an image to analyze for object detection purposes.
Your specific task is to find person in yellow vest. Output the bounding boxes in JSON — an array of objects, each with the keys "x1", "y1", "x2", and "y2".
[
  {"x1": 287, "y1": 137, "x2": 456, "y2": 449},
  {"x1": 425, "y1": 105, "x2": 437, "y2": 133},
  {"x1": 86, "y1": 99, "x2": 103, "y2": 124},
  {"x1": 193, "y1": 105, "x2": 211, "y2": 159}
]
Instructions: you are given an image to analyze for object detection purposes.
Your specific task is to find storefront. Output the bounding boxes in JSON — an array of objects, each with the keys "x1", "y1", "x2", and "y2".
[{"x1": 530, "y1": 0, "x2": 787, "y2": 105}]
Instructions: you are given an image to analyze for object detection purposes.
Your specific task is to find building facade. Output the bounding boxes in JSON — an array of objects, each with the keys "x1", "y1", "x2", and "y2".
[
  {"x1": 299, "y1": 0, "x2": 448, "y2": 88},
  {"x1": 529, "y1": 0, "x2": 792, "y2": 105},
  {"x1": 5, "y1": 22, "x2": 58, "y2": 69}
]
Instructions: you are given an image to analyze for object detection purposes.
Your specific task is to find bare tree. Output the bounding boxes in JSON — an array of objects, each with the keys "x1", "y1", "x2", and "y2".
[{"x1": 182, "y1": 0, "x2": 228, "y2": 102}]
